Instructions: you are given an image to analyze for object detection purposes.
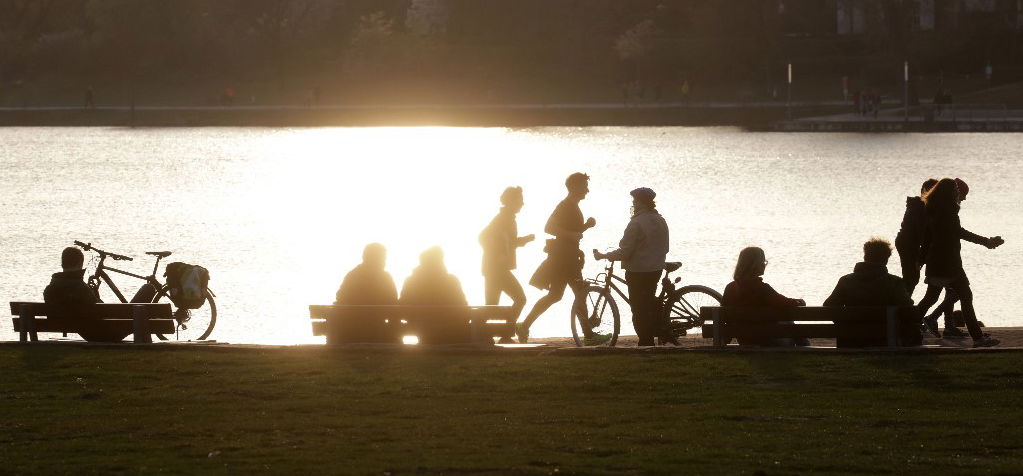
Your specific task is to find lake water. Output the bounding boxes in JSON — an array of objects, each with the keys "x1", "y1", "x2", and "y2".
[{"x1": 1, "y1": 127, "x2": 1020, "y2": 344}]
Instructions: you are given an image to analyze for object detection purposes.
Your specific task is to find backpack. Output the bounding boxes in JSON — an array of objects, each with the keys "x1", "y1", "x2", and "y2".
[{"x1": 164, "y1": 262, "x2": 210, "y2": 309}]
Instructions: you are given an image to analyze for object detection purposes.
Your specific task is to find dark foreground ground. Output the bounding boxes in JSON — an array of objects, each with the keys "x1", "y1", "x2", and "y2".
[{"x1": 1, "y1": 344, "x2": 1021, "y2": 475}]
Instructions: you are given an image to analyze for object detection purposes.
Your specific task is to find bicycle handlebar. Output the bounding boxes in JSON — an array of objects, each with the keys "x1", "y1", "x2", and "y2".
[{"x1": 73, "y1": 241, "x2": 133, "y2": 261}]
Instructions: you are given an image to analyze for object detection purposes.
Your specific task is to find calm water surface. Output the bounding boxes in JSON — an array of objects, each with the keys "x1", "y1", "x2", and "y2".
[{"x1": 1, "y1": 127, "x2": 1020, "y2": 344}]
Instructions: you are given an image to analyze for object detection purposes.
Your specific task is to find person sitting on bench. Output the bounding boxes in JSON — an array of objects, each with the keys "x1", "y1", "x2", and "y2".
[
  {"x1": 400, "y1": 246, "x2": 468, "y2": 344},
  {"x1": 44, "y1": 247, "x2": 99, "y2": 306},
  {"x1": 333, "y1": 243, "x2": 400, "y2": 343},
  {"x1": 335, "y1": 243, "x2": 398, "y2": 306},
  {"x1": 824, "y1": 238, "x2": 912, "y2": 308},
  {"x1": 823, "y1": 238, "x2": 916, "y2": 347},
  {"x1": 722, "y1": 246, "x2": 806, "y2": 346},
  {"x1": 400, "y1": 246, "x2": 467, "y2": 306}
]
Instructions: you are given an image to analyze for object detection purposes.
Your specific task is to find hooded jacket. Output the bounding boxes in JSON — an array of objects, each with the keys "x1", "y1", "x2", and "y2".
[{"x1": 823, "y1": 262, "x2": 912, "y2": 307}]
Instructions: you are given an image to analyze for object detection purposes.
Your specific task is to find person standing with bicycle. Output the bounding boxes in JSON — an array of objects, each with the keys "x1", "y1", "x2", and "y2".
[
  {"x1": 593, "y1": 187, "x2": 669, "y2": 346},
  {"x1": 519, "y1": 172, "x2": 599, "y2": 344}
]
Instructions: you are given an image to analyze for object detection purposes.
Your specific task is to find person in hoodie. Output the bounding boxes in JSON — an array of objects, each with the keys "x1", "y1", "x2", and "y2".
[
  {"x1": 594, "y1": 187, "x2": 669, "y2": 346},
  {"x1": 894, "y1": 178, "x2": 937, "y2": 296}
]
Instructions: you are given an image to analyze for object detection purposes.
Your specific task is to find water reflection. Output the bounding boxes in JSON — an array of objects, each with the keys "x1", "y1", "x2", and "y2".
[{"x1": 0, "y1": 127, "x2": 1020, "y2": 344}]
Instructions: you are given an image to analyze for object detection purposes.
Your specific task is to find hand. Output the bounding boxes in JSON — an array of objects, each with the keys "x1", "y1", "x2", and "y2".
[
  {"x1": 523, "y1": 234, "x2": 536, "y2": 244},
  {"x1": 584, "y1": 217, "x2": 596, "y2": 229},
  {"x1": 592, "y1": 249, "x2": 605, "y2": 260},
  {"x1": 987, "y1": 236, "x2": 1005, "y2": 249}
]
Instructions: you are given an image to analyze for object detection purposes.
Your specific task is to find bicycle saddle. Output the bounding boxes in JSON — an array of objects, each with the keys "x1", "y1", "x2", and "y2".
[
  {"x1": 664, "y1": 262, "x2": 682, "y2": 273},
  {"x1": 146, "y1": 251, "x2": 173, "y2": 258}
]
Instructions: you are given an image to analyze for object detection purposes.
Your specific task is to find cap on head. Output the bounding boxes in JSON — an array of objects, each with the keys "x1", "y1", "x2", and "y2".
[
  {"x1": 630, "y1": 187, "x2": 656, "y2": 202},
  {"x1": 954, "y1": 178, "x2": 969, "y2": 198}
]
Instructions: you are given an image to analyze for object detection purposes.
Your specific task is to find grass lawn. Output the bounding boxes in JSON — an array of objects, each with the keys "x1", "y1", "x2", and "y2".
[{"x1": 1, "y1": 345, "x2": 1021, "y2": 475}]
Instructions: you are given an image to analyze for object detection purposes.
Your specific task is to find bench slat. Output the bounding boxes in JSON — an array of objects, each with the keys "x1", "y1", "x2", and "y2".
[
  {"x1": 12, "y1": 317, "x2": 175, "y2": 334},
  {"x1": 11, "y1": 302, "x2": 173, "y2": 319},
  {"x1": 699, "y1": 306, "x2": 920, "y2": 347}
]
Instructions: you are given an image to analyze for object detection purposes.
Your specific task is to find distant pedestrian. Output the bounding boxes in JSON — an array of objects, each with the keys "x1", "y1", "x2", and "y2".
[{"x1": 83, "y1": 87, "x2": 95, "y2": 110}]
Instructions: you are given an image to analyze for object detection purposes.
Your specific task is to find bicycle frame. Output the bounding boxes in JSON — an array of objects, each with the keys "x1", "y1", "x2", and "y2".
[
  {"x1": 89, "y1": 254, "x2": 164, "y2": 303},
  {"x1": 586, "y1": 260, "x2": 679, "y2": 306}
]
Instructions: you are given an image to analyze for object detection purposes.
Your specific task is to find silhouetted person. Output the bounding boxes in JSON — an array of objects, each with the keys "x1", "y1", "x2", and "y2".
[
  {"x1": 722, "y1": 247, "x2": 806, "y2": 347},
  {"x1": 44, "y1": 247, "x2": 128, "y2": 342},
  {"x1": 916, "y1": 178, "x2": 1003, "y2": 347},
  {"x1": 335, "y1": 243, "x2": 398, "y2": 306},
  {"x1": 401, "y1": 247, "x2": 469, "y2": 345},
  {"x1": 44, "y1": 247, "x2": 98, "y2": 307},
  {"x1": 479, "y1": 187, "x2": 535, "y2": 343},
  {"x1": 520, "y1": 173, "x2": 597, "y2": 343},
  {"x1": 400, "y1": 246, "x2": 467, "y2": 307},
  {"x1": 83, "y1": 86, "x2": 95, "y2": 109},
  {"x1": 895, "y1": 178, "x2": 937, "y2": 296},
  {"x1": 824, "y1": 238, "x2": 912, "y2": 307},
  {"x1": 332, "y1": 243, "x2": 400, "y2": 343},
  {"x1": 594, "y1": 187, "x2": 669, "y2": 346}
]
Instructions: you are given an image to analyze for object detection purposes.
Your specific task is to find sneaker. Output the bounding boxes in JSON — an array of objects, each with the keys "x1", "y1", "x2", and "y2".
[
  {"x1": 497, "y1": 337, "x2": 515, "y2": 344},
  {"x1": 583, "y1": 333, "x2": 612, "y2": 346},
  {"x1": 942, "y1": 327, "x2": 968, "y2": 338},
  {"x1": 922, "y1": 316, "x2": 941, "y2": 338},
  {"x1": 973, "y1": 336, "x2": 1000, "y2": 348},
  {"x1": 515, "y1": 323, "x2": 529, "y2": 344}
]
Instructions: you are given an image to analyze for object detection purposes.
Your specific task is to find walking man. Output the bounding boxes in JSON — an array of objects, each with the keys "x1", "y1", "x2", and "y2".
[{"x1": 594, "y1": 188, "x2": 670, "y2": 346}]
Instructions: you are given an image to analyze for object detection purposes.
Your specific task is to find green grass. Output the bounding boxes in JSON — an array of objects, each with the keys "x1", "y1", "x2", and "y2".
[{"x1": 1, "y1": 345, "x2": 1021, "y2": 475}]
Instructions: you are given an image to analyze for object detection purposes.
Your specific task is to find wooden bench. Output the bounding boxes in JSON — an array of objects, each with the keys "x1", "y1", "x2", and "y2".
[
  {"x1": 700, "y1": 306, "x2": 922, "y2": 348},
  {"x1": 309, "y1": 305, "x2": 516, "y2": 345},
  {"x1": 11, "y1": 302, "x2": 175, "y2": 343}
]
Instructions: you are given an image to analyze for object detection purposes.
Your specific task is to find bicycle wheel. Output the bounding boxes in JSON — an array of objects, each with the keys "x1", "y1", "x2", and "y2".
[
  {"x1": 570, "y1": 285, "x2": 620, "y2": 347},
  {"x1": 152, "y1": 285, "x2": 217, "y2": 341},
  {"x1": 662, "y1": 285, "x2": 722, "y2": 341}
]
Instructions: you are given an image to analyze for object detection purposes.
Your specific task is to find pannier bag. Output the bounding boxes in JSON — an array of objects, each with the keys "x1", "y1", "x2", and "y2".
[{"x1": 164, "y1": 262, "x2": 210, "y2": 309}]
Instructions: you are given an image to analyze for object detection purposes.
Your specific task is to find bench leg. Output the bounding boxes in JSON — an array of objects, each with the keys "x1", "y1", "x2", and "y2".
[
  {"x1": 886, "y1": 307, "x2": 897, "y2": 348},
  {"x1": 712, "y1": 308, "x2": 723, "y2": 347},
  {"x1": 19, "y1": 312, "x2": 38, "y2": 343},
  {"x1": 133, "y1": 305, "x2": 152, "y2": 344}
]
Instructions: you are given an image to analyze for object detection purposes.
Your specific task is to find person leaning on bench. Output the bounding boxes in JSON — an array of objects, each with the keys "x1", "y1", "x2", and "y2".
[
  {"x1": 823, "y1": 238, "x2": 918, "y2": 347},
  {"x1": 333, "y1": 243, "x2": 401, "y2": 343},
  {"x1": 43, "y1": 247, "x2": 115, "y2": 342},
  {"x1": 400, "y1": 246, "x2": 469, "y2": 344},
  {"x1": 722, "y1": 246, "x2": 808, "y2": 347}
]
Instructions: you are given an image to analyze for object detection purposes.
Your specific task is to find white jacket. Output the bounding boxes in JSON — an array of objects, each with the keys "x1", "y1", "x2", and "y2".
[{"x1": 604, "y1": 208, "x2": 669, "y2": 272}]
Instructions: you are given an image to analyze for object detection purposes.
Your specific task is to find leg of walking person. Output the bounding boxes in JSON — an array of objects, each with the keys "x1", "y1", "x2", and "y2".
[
  {"x1": 917, "y1": 283, "x2": 944, "y2": 336},
  {"x1": 626, "y1": 271, "x2": 659, "y2": 346},
  {"x1": 519, "y1": 280, "x2": 567, "y2": 342},
  {"x1": 947, "y1": 278, "x2": 985, "y2": 341}
]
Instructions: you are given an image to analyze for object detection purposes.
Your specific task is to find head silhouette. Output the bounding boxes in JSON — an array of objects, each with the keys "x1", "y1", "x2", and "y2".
[
  {"x1": 565, "y1": 172, "x2": 590, "y2": 199},
  {"x1": 920, "y1": 178, "x2": 938, "y2": 195},
  {"x1": 362, "y1": 243, "x2": 387, "y2": 269},
  {"x1": 922, "y1": 178, "x2": 958, "y2": 214},
  {"x1": 862, "y1": 237, "x2": 892, "y2": 265},
  {"x1": 62, "y1": 247, "x2": 85, "y2": 271},
  {"x1": 419, "y1": 246, "x2": 446, "y2": 271},
  {"x1": 733, "y1": 247, "x2": 767, "y2": 281},
  {"x1": 501, "y1": 186, "x2": 524, "y2": 213}
]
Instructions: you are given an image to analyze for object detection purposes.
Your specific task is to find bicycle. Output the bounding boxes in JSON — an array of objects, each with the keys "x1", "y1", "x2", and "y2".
[
  {"x1": 570, "y1": 256, "x2": 722, "y2": 347},
  {"x1": 74, "y1": 241, "x2": 217, "y2": 341}
]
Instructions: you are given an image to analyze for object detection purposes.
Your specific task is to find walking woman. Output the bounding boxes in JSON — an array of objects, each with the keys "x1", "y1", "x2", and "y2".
[
  {"x1": 916, "y1": 178, "x2": 1003, "y2": 347},
  {"x1": 480, "y1": 187, "x2": 535, "y2": 342}
]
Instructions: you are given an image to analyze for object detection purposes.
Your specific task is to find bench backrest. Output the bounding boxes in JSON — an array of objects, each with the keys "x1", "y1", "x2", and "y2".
[
  {"x1": 11, "y1": 302, "x2": 174, "y2": 320},
  {"x1": 699, "y1": 306, "x2": 920, "y2": 347},
  {"x1": 309, "y1": 305, "x2": 516, "y2": 341},
  {"x1": 700, "y1": 306, "x2": 917, "y2": 323}
]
